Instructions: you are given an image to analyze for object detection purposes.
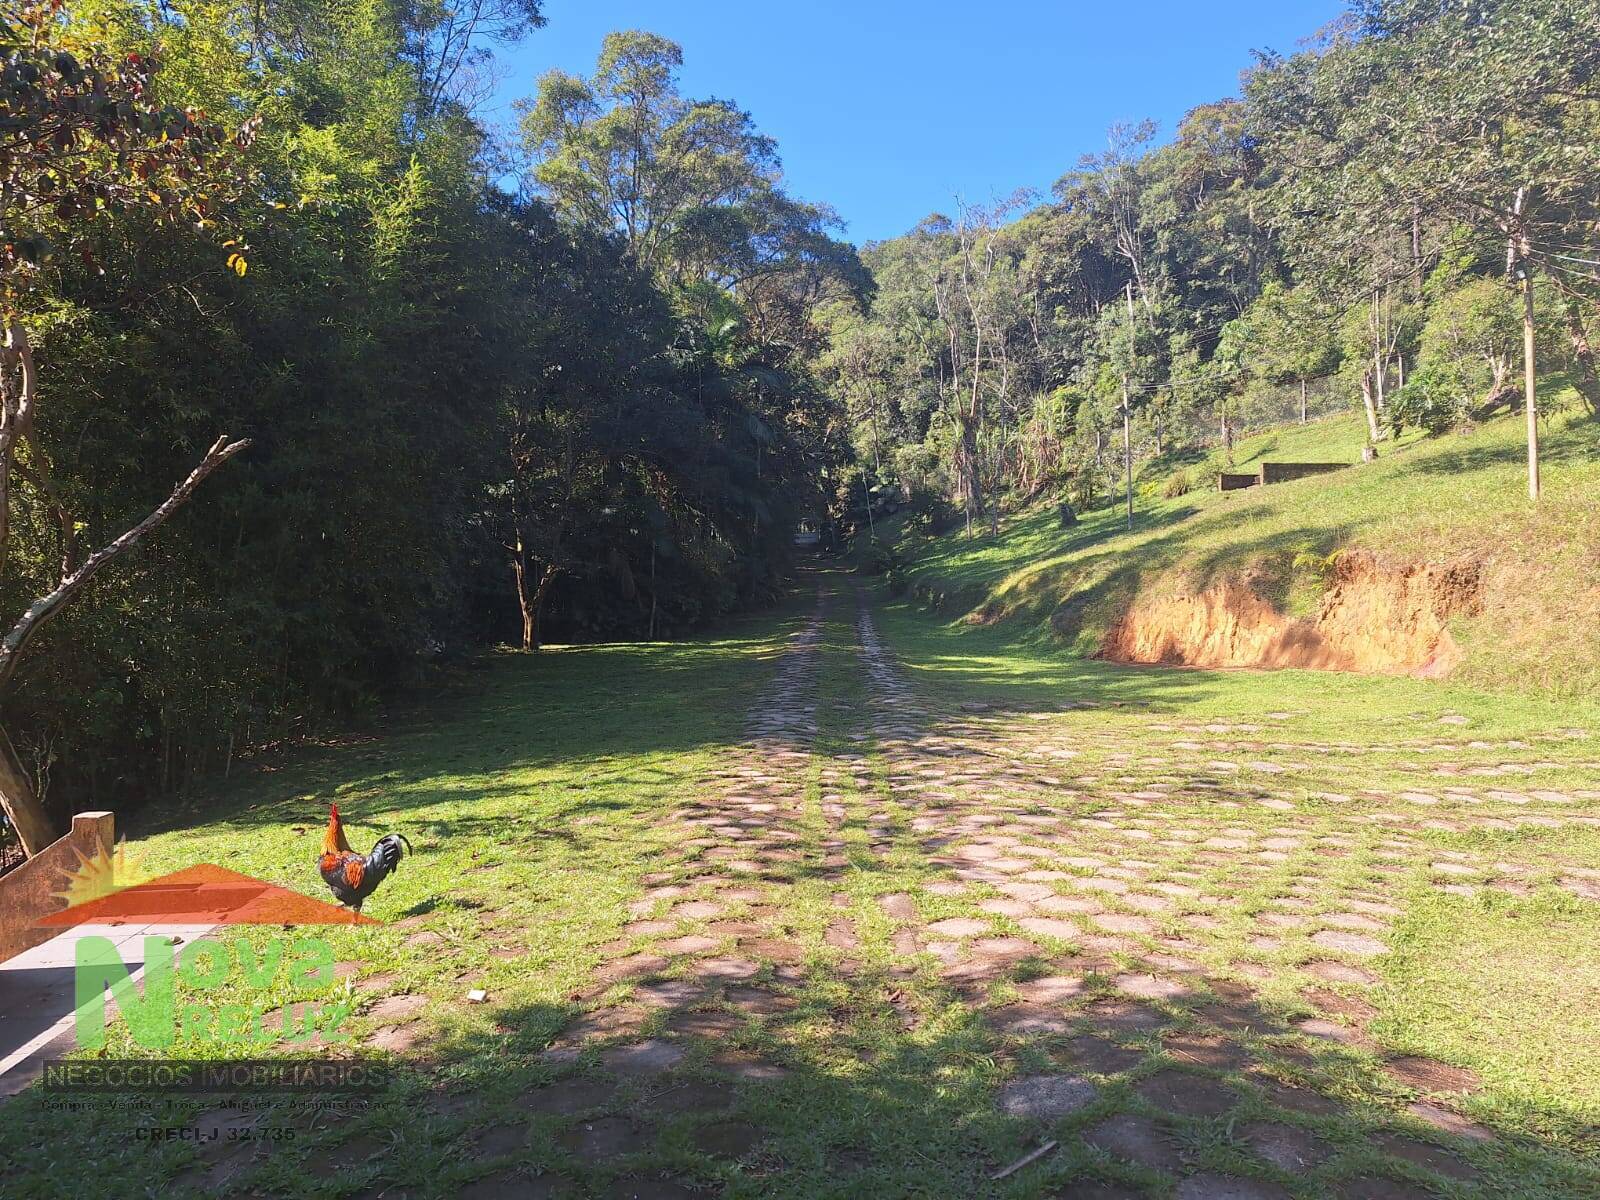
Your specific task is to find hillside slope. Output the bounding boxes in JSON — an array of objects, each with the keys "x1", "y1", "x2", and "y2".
[{"x1": 887, "y1": 397, "x2": 1600, "y2": 697}]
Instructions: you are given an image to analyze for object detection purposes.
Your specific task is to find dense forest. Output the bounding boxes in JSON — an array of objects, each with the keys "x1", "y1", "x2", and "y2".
[
  {"x1": 1, "y1": 0, "x2": 1597, "y2": 849},
  {"x1": 0, "y1": 0, "x2": 862, "y2": 848},
  {"x1": 822, "y1": 0, "x2": 1600, "y2": 535}
]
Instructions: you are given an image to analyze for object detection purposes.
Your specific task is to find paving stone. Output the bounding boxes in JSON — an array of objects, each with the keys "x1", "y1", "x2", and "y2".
[
  {"x1": 1164, "y1": 1033, "x2": 1250, "y2": 1070},
  {"x1": 1309, "y1": 930, "x2": 1387, "y2": 957},
  {"x1": 1065, "y1": 1035, "x2": 1144, "y2": 1075},
  {"x1": 1236, "y1": 1120, "x2": 1330, "y2": 1171},
  {"x1": 1049, "y1": 1184, "x2": 1147, "y2": 1200},
  {"x1": 982, "y1": 898, "x2": 1038, "y2": 917},
  {"x1": 1303, "y1": 960, "x2": 1377, "y2": 986},
  {"x1": 1084, "y1": 1000, "x2": 1167, "y2": 1033},
  {"x1": 880, "y1": 893, "x2": 918, "y2": 920},
  {"x1": 636, "y1": 1079, "x2": 734, "y2": 1113},
  {"x1": 455, "y1": 1170, "x2": 576, "y2": 1199},
  {"x1": 1136, "y1": 1070, "x2": 1238, "y2": 1119},
  {"x1": 1373, "y1": 1133, "x2": 1478, "y2": 1180},
  {"x1": 711, "y1": 1052, "x2": 789, "y2": 1081},
  {"x1": 559, "y1": 1116, "x2": 652, "y2": 1159},
  {"x1": 1115, "y1": 973, "x2": 1187, "y2": 1000},
  {"x1": 1085, "y1": 1112, "x2": 1185, "y2": 1171},
  {"x1": 600, "y1": 1040, "x2": 685, "y2": 1074},
  {"x1": 1253, "y1": 1079, "x2": 1341, "y2": 1117},
  {"x1": 473, "y1": 1122, "x2": 530, "y2": 1157},
  {"x1": 1405, "y1": 1101, "x2": 1492, "y2": 1141},
  {"x1": 633, "y1": 981, "x2": 702, "y2": 1007},
  {"x1": 1094, "y1": 913, "x2": 1156, "y2": 935},
  {"x1": 1174, "y1": 1175, "x2": 1291, "y2": 1200},
  {"x1": 972, "y1": 936, "x2": 1037, "y2": 957},
  {"x1": 1016, "y1": 974, "x2": 1086, "y2": 1003},
  {"x1": 365, "y1": 993, "x2": 427, "y2": 1022},
  {"x1": 691, "y1": 1119, "x2": 765, "y2": 1158},
  {"x1": 695, "y1": 956, "x2": 759, "y2": 982},
  {"x1": 562, "y1": 1008, "x2": 649, "y2": 1043},
  {"x1": 1384, "y1": 1056, "x2": 1480, "y2": 1095},
  {"x1": 996, "y1": 1074, "x2": 1099, "y2": 1119},
  {"x1": 368, "y1": 1022, "x2": 424, "y2": 1053},
  {"x1": 1332, "y1": 1179, "x2": 1435, "y2": 1200},
  {"x1": 926, "y1": 917, "x2": 990, "y2": 937},
  {"x1": 1038, "y1": 894, "x2": 1103, "y2": 914},
  {"x1": 988, "y1": 1002, "x2": 1074, "y2": 1036},
  {"x1": 519, "y1": 1078, "x2": 617, "y2": 1115}
]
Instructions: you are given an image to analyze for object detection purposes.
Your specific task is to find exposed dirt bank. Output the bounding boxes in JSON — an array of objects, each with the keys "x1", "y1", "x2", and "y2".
[{"x1": 1100, "y1": 551, "x2": 1482, "y2": 677}]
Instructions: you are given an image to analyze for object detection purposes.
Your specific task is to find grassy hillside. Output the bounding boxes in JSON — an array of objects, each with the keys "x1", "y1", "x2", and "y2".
[{"x1": 887, "y1": 393, "x2": 1600, "y2": 697}]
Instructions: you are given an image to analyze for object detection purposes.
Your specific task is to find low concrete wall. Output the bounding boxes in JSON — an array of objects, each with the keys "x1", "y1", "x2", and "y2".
[
  {"x1": 1218, "y1": 472, "x2": 1260, "y2": 491},
  {"x1": 1260, "y1": 461, "x2": 1349, "y2": 484},
  {"x1": 0, "y1": 812, "x2": 113, "y2": 964}
]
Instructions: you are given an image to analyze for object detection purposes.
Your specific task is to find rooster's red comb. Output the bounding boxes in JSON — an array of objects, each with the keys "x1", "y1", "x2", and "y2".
[{"x1": 329, "y1": 802, "x2": 340, "y2": 818}]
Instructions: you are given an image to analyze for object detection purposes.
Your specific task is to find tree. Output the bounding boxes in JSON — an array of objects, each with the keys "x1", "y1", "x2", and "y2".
[
  {"x1": 1230, "y1": 283, "x2": 1341, "y2": 423},
  {"x1": 0, "y1": 3, "x2": 256, "y2": 854},
  {"x1": 1249, "y1": 0, "x2": 1600, "y2": 495},
  {"x1": 400, "y1": 0, "x2": 544, "y2": 117},
  {"x1": 522, "y1": 32, "x2": 778, "y2": 276}
]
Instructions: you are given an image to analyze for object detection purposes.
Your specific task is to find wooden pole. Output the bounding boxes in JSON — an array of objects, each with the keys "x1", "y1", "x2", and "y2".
[
  {"x1": 1122, "y1": 281, "x2": 1134, "y2": 531},
  {"x1": 1522, "y1": 263, "x2": 1540, "y2": 501}
]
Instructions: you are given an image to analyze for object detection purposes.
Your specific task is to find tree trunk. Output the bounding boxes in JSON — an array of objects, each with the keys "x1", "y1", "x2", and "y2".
[
  {"x1": 1121, "y1": 394, "x2": 1133, "y2": 532},
  {"x1": 0, "y1": 728, "x2": 54, "y2": 857},
  {"x1": 1299, "y1": 378, "x2": 1307, "y2": 425},
  {"x1": 1360, "y1": 369, "x2": 1382, "y2": 445},
  {"x1": 955, "y1": 411, "x2": 980, "y2": 537},
  {"x1": 511, "y1": 551, "x2": 534, "y2": 651},
  {"x1": 528, "y1": 564, "x2": 559, "y2": 651},
  {"x1": 1561, "y1": 295, "x2": 1600, "y2": 416}
]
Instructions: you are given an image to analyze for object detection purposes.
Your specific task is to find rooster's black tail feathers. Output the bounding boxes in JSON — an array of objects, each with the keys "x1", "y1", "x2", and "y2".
[{"x1": 368, "y1": 832, "x2": 412, "y2": 877}]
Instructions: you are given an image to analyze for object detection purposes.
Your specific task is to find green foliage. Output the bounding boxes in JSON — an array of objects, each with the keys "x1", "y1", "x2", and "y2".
[
  {"x1": 825, "y1": 0, "x2": 1600, "y2": 529},
  {"x1": 1388, "y1": 364, "x2": 1470, "y2": 436},
  {"x1": 1290, "y1": 543, "x2": 1343, "y2": 580},
  {"x1": 2, "y1": 1, "x2": 859, "y2": 829}
]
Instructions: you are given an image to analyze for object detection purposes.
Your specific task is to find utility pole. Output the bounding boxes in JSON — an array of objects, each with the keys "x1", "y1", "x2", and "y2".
[
  {"x1": 1122, "y1": 280, "x2": 1135, "y2": 531},
  {"x1": 1520, "y1": 257, "x2": 1540, "y2": 501},
  {"x1": 1511, "y1": 189, "x2": 1539, "y2": 502}
]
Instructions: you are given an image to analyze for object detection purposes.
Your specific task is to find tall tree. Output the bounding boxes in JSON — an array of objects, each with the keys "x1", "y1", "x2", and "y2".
[
  {"x1": 1248, "y1": 0, "x2": 1600, "y2": 494},
  {"x1": 0, "y1": 3, "x2": 256, "y2": 853}
]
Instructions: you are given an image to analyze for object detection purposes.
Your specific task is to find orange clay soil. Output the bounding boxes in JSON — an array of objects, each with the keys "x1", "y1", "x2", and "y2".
[{"x1": 1100, "y1": 550, "x2": 1482, "y2": 677}]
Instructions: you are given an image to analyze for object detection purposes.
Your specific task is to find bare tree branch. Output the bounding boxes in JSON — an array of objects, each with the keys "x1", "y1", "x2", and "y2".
[{"x1": 0, "y1": 434, "x2": 250, "y2": 694}]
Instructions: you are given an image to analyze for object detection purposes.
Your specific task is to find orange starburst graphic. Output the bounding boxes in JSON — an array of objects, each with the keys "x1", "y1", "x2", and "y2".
[{"x1": 51, "y1": 839, "x2": 152, "y2": 910}]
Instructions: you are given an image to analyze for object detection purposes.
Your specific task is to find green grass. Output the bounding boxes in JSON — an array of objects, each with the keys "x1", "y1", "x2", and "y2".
[
  {"x1": 1, "y1": 556, "x2": 1597, "y2": 1197},
  {"x1": 890, "y1": 398, "x2": 1600, "y2": 696}
]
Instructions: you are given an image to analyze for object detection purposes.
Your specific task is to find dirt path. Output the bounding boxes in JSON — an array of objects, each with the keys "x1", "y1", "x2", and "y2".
[{"x1": 471, "y1": 572, "x2": 1599, "y2": 1198}]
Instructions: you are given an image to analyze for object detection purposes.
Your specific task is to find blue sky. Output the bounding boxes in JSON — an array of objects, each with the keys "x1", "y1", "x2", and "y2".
[{"x1": 490, "y1": 1, "x2": 1344, "y2": 245}]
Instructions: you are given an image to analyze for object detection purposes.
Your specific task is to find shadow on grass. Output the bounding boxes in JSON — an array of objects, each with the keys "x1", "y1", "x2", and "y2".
[
  {"x1": 57, "y1": 911, "x2": 1589, "y2": 1199},
  {"x1": 0, "y1": 572, "x2": 1595, "y2": 1197}
]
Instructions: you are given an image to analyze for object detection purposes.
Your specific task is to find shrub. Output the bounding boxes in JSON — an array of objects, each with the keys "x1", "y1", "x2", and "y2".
[
  {"x1": 1162, "y1": 468, "x2": 1192, "y2": 498},
  {"x1": 857, "y1": 539, "x2": 897, "y2": 577},
  {"x1": 1388, "y1": 364, "x2": 1468, "y2": 436},
  {"x1": 905, "y1": 489, "x2": 960, "y2": 535}
]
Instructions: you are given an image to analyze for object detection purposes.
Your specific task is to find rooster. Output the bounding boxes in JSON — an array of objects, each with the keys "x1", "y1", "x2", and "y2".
[{"x1": 318, "y1": 803, "x2": 412, "y2": 913}]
